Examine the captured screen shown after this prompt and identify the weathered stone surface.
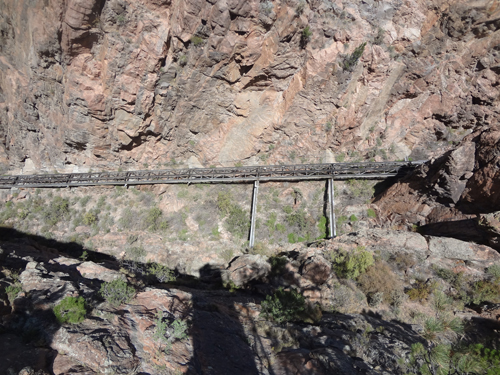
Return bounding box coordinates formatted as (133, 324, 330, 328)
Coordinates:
(1, 0, 500, 173)
(374, 124, 500, 248)
(221, 254, 271, 287)
(428, 236, 500, 264)
(51, 321, 140, 374)
(76, 261, 126, 282)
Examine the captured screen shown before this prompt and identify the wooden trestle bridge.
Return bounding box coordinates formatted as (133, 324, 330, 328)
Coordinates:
(0, 160, 424, 245)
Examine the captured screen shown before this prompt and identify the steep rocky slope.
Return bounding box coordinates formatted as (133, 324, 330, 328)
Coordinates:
(374, 123, 500, 249)
(1, 227, 500, 375)
(1, 0, 500, 173)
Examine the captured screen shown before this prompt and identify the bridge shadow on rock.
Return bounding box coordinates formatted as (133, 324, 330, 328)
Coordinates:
(0, 227, 100, 374)
(187, 264, 261, 375)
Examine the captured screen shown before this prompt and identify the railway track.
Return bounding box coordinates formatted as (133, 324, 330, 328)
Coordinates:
(0, 160, 425, 189)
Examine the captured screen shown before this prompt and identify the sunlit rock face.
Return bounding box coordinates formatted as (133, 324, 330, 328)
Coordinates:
(1, 0, 500, 173)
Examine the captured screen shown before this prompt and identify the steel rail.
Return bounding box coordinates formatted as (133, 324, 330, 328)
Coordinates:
(0, 161, 425, 189)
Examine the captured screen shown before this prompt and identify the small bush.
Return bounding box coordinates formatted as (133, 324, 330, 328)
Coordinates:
(5, 284, 22, 303)
(391, 251, 416, 271)
(154, 311, 189, 353)
(300, 26, 312, 47)
(472, 279, 500, 304)
(145, 207, 164, 231)
(342, 42, 366, 71)
(433, 290, 452, 314)
(366, 208, 376, 218)
(53, 296, 87, 324)
(346, 179, 374, 199)
(42, 197, 70, 226)
(100, 279, 135, 307)
(407, 280, 437, 302)
(407, 342, 500, 375)
(330, 281, 367, 313)
(269, 256, 288, 276)
(217, 191, 233, 216)
(368, 292, 384, 307)
(260, 0, 273, 15)
(286, 209, 308, 230)
(357, 261, 399, 303)
(147, 263, 175, 283)
(191, 35, 204, 46)
(487, 264, 500, 281)
(83, 211, 98, 226)
(317, 216, 327, 239)
(330, 246, 374, 279)
(178, 54, 188, 67)
(225, 205, 249, 238)
(389, 289, 407, 307)
(261, 287, 306, 323)
(127, 246, 146, 262)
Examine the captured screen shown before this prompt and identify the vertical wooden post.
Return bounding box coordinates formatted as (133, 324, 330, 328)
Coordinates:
(249, 180, 259, 248)
(328, 178, 336, 238)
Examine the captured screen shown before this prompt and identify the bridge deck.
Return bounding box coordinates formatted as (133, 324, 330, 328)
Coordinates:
(0, 161, 424, 189)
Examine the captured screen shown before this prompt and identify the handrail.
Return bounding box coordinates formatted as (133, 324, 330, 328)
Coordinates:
(0, 160, 425, 189)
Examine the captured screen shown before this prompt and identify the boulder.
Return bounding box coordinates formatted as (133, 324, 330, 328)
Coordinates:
(76, 261, 126, 283)
(221, 254, 271, 287)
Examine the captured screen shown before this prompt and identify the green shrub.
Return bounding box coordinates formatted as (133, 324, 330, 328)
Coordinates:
(300, 26, 312, 47)
(407, 280, 437, 302)
(472, 279, 500, 304)
(487, 264, 500, 281)
(83, 211, 98, 226)
(367, 208, 376, 218)
(145, 207, 163, 231)
(261, 287, 306, 323)
(5, 284, 22, 303)
(342, 42, 366, 71)
(335, 153, 345, 162)
(330, 246, 374, 279)
(317, 216, 327, 239)
(100, 279, 135, 307)
(53, 296, 87, 324)
(80, 195, 91, 207)
(266, 212, 277, 234)
(42, 197, 70, 226)
(127, 246, 146, 262)
(217, 191, 233, 216)
(225, 205, 249, 238)
(154, 311, 189, 353)
(147, 263, 175, 283)
(286, 209, 307, 230)
(276, 223, 286, 233)
(191, 35, 204, 46)
(407, 342, 500, 375)
(269, 256, 288, 276)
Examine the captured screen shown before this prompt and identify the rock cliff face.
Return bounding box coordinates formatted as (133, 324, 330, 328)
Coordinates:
(1, 0, 500, 173)
(374, 124, 500, 248)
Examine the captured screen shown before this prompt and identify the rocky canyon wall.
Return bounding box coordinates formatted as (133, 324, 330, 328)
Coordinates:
(0, 0, 500, 174)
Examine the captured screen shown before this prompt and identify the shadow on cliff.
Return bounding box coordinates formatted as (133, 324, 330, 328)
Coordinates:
(0, 227, 98, 373)
(184, 264, 262, 375)
(0, 227, 264, 375)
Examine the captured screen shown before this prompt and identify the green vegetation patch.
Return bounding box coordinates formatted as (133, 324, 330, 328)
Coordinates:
(100, 279, 135, 307)
(330, 246, 374, 279)
(261, 287, 306, 323)
(53, 296, 87, 324)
